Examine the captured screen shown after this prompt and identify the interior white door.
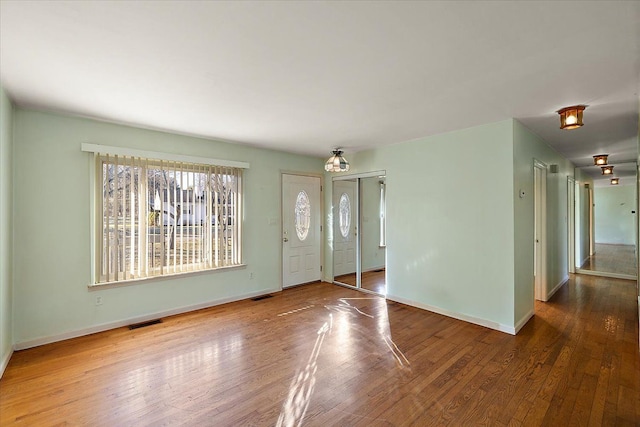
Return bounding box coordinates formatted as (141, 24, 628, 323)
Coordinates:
(282, 174, 321, 288)
(333, 180, 357, 278)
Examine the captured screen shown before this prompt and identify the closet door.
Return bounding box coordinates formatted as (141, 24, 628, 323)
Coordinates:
(359, 176, 386, 295)
(333, 179, 357, 286)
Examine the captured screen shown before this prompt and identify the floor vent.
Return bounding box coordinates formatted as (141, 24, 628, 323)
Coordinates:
(251, 294, 273, 301)
(129, 319, 162, 330)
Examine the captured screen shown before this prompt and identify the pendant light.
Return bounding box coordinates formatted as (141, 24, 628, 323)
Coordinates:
(324, 149, 350, 172)
(557, 105, 586, 130)
(593, 154, 608, 165)
(601, 165, 614, 175)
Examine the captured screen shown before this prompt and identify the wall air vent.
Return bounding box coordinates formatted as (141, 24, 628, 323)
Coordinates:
(129, 319, 162, 330)
(251, 294, 273, 301)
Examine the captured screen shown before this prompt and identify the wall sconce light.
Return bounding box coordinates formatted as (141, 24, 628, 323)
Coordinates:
(557, 105, 586, 130)
(324, 149, 350, 172)
(610, 177, 619, 185)
(601, 165, 614, 175)
(593, 154, 608, 165)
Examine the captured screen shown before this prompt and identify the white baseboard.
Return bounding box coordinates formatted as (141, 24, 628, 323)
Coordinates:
(0, 346, 13, 379)
(386, 294, 516, 335)
(14, 287, 279, 351)
(514, 310, 534, 334)
(546, 275, 569, 301)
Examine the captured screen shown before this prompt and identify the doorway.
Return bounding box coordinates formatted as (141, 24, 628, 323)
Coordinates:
(282, 174, 321, 288)
(534, 161, 547, 301)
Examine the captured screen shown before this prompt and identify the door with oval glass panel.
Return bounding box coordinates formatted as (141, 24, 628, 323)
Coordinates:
(332, 179, 357, 287)
(282, 174, 321, 288)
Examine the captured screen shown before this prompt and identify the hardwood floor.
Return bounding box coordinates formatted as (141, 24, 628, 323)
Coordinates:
(334, 271, 357, 287)
(334, 269, 386, 295)
(580, 243, 637, 277)
(1, 275, 639, 425)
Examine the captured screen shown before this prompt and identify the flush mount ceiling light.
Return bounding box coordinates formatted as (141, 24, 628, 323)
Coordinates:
(557, 105, 586, 130)
(324, 149, 350, 172)
(593, 154, 608, 165)
(601, 165, 614, 175)
(610, 177, 620, 185)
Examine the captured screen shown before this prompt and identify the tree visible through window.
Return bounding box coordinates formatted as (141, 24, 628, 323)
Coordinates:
(97, 154, 242, 284)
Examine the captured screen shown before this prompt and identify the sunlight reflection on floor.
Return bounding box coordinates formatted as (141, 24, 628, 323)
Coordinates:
(276, 317, 331, 427)
(276, 296, 411, 425)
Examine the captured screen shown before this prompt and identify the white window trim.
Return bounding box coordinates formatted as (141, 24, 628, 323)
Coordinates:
(81, 143, 250, 169)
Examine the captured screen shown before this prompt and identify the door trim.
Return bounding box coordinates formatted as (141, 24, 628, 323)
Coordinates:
(567, 176, 575, 274)
(332, 170, 386, 181)
(534, 160, 547, 302)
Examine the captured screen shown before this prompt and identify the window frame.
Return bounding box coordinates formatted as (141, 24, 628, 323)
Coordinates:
(83, 144, 249, 287)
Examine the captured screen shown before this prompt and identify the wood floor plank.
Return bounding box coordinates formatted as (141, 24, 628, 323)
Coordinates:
(1, 275, 639, 425)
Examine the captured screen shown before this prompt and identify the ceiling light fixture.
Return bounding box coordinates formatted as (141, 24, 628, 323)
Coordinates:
(593, 154, 608, 165)
(610, 177, 619, 185)
(601, 165, 614, 175)
(557, 105, 586, 130)
(324, 149, 350, 172)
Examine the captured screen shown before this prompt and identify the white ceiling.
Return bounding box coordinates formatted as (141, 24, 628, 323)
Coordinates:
(1, 1, 638, 183)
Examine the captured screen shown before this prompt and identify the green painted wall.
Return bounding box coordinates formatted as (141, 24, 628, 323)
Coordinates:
(12, 109, 323, 346)
(0, 87, 14, 372)
(595, 185, 636, 245)
(326, 120, 517, 330)
(512, 120, 577, 324)
(6, 107, 585, 347)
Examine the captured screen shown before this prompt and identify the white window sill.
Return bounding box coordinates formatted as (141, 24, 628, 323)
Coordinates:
(88, 264, 247, 289)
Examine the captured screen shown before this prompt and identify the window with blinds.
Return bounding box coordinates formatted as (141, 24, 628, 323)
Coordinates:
(96, 154, 243, 284)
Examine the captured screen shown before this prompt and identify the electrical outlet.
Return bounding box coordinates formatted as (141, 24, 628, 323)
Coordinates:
(95, 296, 103, 306)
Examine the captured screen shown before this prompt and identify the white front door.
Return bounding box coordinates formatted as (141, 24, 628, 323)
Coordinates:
(282, 174, 321, 288)
(333, 180, 357, 277)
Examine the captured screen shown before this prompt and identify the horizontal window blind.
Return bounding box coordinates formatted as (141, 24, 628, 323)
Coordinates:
(96, 154, 242, 284)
